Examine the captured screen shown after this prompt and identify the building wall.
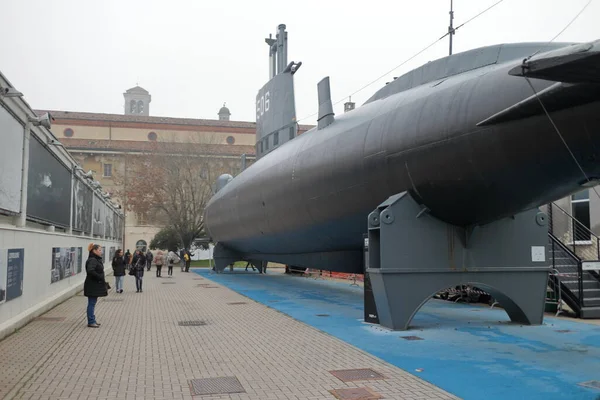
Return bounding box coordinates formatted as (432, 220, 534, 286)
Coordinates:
(52, 122, 256, 146)
(69, 150, 251, 252)
(124, 225, 161, 254)
(546, 188, 600, 260)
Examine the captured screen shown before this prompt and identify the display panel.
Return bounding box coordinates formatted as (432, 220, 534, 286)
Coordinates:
(0, 248, 25, 303)
(51, 247, 82, 284)
(104, 203, 114, 238)
(27, 136, 71, 227)
(0, 106, 24, 214)
(92, 194, 104, 236)
(72, 178, 93, 233)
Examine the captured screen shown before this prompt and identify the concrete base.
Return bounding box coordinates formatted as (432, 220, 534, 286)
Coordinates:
(0, 282, 84, 342)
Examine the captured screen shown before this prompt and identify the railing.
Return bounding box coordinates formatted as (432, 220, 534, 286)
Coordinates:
(547, 202, 600, 261)
(548, 232, 585, 312)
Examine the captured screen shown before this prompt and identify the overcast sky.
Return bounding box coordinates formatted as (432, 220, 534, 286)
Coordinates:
(1, 0, 598, 125)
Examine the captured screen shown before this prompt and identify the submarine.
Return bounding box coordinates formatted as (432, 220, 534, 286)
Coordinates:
(204, 24, 600, 276)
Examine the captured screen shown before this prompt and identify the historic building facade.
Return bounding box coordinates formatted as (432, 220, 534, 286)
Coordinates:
(38, 86, 312, 252)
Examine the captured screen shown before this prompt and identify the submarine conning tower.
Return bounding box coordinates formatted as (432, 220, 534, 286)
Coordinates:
(255, 24, 302, 160)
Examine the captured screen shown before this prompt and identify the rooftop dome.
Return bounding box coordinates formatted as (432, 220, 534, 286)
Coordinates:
(218, 103, 231, 121)
(218, 103, 231, 115)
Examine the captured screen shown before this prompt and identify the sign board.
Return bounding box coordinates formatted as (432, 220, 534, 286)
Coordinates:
(582, 261, 600, 271)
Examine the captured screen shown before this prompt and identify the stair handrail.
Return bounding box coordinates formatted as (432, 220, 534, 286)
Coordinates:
(550, 202, 600, 259)
(548, 231, 582, 262)
(548, 232, 585, 310)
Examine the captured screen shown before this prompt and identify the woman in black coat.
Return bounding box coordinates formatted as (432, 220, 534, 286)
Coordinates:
(84, 243, 108, 328)
(134, 251, 146, 293)
(111, 249, 126, 294)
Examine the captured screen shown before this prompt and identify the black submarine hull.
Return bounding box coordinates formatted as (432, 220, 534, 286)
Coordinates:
(205, 42, 600, 272)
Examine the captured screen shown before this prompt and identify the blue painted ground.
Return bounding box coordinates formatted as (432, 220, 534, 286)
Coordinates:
(194, 268, 600, 400)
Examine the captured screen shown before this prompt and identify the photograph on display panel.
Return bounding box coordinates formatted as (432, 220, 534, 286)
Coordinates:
(0, 105, 24, 214)
(76, 247, 82, 274)
(117, 216, 125, 240)
(27, 136, 71, 227)
(92, 194, 104, 236)
(51, 247, 82, 284)
(105, 203, 114, 238)
(72, 178, 93, 233)
(112, 212, 119, 239)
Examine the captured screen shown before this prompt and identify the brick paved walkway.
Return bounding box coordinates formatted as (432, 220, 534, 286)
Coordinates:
(0, 268, 458, 400)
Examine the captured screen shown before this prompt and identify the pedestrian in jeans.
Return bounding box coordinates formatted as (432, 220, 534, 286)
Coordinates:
(111, 249, 126, 293)
(84, 243, 108, 328)
(134, 252, 146, 293)
(167, 250, 178, 277)
(146, 250, 153, 271)
(154, 250, 164, 277)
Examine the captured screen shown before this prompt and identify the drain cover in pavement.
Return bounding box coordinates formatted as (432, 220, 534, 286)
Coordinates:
(103, 299, 124, 302)
(329, 387, 382, 400)
(556, 329, 573, 333)
(578, 380, 600, 390)
(189, 376, 245, 395)
(227, 302, 247, 305)
(400, 336, 424, 340)
(329, 369, 385, 382)
(35, 317, 66, 322)
(162, 282, 176, 284)
(178, 320, 207, 326)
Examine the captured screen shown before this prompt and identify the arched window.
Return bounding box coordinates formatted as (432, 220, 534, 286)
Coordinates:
(136, 240, 147, 252)
(130, 100, 136, 113)
(137, 100, 144, 114)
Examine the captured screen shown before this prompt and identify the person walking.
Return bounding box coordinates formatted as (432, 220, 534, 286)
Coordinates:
(124, 249, 132, 270)
(111, 249, 126, 293)
(131, 250, 140, 269)
(134, 251, 146, 293)
(179, 249, 185, 272)
(183, 251, 190, 272)
(185, 249, 194, 272)
(167, 250, 178, 277)
(84, 243, 108, 328)
(154, 250, 164, 277)
(145, 250, 154, 271)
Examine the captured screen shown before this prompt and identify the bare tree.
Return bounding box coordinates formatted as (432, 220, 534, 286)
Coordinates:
(114, 133, 237, 249)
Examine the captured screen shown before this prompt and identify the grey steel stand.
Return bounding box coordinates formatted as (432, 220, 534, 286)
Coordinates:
(367, 192, 550, 331)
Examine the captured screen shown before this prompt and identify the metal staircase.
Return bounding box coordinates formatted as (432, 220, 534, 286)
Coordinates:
(547, 202, 600, 318)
